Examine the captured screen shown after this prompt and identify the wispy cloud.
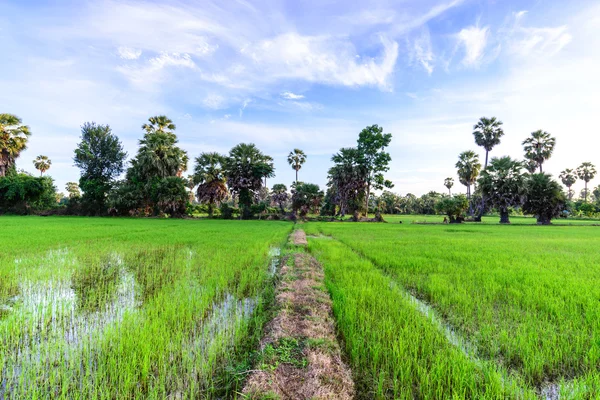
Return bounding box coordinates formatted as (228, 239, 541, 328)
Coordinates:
(456, 26, 489, 67)
(117, 46, 142, 60)
(281, 91, 305, 100)
(409, 28, 434, 74)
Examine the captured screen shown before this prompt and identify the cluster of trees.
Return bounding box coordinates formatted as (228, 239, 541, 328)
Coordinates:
(2, 111, 599, 224)
(442, 118, 596, 223)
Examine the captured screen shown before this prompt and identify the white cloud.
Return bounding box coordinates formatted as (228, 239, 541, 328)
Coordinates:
(118, 52, 196, 86)
(456, 26, 489, 67)
(281, 91, 305, 100)
(241, 33, 398, 90)
(202, 93, 226, 109)
(117, 46, 142, 60)
(503, 12, 572, 58)
(410, 29, 434, 74)
(239, 98, 251, 117)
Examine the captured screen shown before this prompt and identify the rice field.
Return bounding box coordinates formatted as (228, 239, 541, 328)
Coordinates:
(0, 217, 290, 399)
(2, 216, 600, 399)
(304, 221, 600, 399)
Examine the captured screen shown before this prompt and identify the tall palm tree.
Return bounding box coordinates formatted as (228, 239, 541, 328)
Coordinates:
(444, 177, 454, 195)
(194, 152, 228, 217)
(559, 169, 577, 201)
(223, 143, 275, 218)
(577, 162, 597, 202)
(473, 117, 504, 169)
(142, 115, 176, 134)
(0, 113, 31, 177)
(33, 155, 52, 176)
(287, 148, 306, 183)
(522, 130, 556, 173)
(455, 151, 481, 216)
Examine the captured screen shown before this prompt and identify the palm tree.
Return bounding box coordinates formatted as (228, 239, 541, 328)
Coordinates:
(223, 143, 275, 218)
(142, 115, 176, 134)
(0, 114, 31, 177)
(524, 159, 538, 174)
(194, 152, 228, 217)
(522, 130, 556, 173)
(444, 177, 454, 195)
(455, 151, 481, 216)
(66, 182, 81, 198)
(33, 155, 52, 176)
(478, 157, 526, 224)
(576, 162, 597, 202)
(287, 148, 306, 183)
(134, 124, 188, 179)
(559, 169, 577, 201)
(473, 117, 504, 169)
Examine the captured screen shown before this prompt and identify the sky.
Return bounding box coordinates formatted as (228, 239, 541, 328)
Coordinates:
(1, 0, 599, 196)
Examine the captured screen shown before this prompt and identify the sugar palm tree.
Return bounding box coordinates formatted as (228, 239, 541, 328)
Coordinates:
(142, 115, 176, 134)
(194, 152, 228, 217)
(473, 117, 504, 169)
(444, 177, 454, 195)
(0, 113, 31, 177)
(577, 162, 597, 202)
(522, 130, 556, 173)
(559, 169, 577, 201)
(455, 151, 481, 216)
(287, 148, 306, 183)
(33, 155, 52, 176)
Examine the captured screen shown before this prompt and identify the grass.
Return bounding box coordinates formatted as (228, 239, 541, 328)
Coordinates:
(304, 220, 600, 398)
(4, 215, 600, 399)
(0, 216, 290, 399)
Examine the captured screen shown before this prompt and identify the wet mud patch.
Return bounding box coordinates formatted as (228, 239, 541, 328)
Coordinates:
(243, 233, 354, 400)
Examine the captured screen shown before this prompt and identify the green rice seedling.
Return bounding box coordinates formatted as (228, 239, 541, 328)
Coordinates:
(307, 236, 532, 399)
(305, 221, 600, 396)
(0, 216, 291, 399)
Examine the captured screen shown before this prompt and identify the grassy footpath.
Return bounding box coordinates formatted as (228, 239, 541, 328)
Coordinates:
(0, 217, 290, 399)
(307, 233, 534, 399)
(305, 221, 600, 397)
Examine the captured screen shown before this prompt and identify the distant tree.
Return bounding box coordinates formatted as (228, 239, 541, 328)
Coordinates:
(291, 182, 324, 217)
(287, 149, 306, 183)
(473, 117, 504, 168)
(522, 130, 556, 173)
(559, 169, 577, 200)
(523, 173, 566, 225)
(74, 122, 127, 215)
(357, 124, 393, 213)
(66, 182, 81, 198)
(593, 185, 600, 204)
(327, 147, 367, 217)
(0, 173, 57, 213)
(444, 177, 454, 195)
(576, 162, 596, 202)
(223, 143, 274, 219)
(0, 114, 31, 177)
(478, 156, 526, 224)
(271, 183, 289, 214)
(435, 194, 469, 223)
(33, 155, 51, 176)
(455, 151, 481, 215)
(194, 152, 228, 218)
(524, 159, 538, 174)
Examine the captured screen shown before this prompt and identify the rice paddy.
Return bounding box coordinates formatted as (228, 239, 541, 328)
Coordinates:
(2, 216, 600, 399)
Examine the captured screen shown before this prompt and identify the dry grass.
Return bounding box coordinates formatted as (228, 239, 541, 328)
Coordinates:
(243, 233, 354, 400)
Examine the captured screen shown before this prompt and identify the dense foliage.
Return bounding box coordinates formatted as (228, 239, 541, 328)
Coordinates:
(74, 122, 127, 215)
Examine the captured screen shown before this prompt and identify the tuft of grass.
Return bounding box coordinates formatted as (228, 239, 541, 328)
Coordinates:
(258, 337, 308, 371)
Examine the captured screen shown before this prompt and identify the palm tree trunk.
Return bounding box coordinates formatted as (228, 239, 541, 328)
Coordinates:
(467, 185, 472, 216)
(585, 181, 589, 202)
(500, 208, 510, 224)
(295, 169, 298, 183)
(539, 164, 543, 173)
(485, 151, 489, 169)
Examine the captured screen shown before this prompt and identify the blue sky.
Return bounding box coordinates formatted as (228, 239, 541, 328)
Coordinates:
(1, 0, 599, 196)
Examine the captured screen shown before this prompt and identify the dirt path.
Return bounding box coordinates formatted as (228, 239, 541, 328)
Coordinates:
(243, 230, 354, 400)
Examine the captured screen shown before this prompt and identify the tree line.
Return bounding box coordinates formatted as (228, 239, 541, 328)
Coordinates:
(1, 112, 598, 223)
